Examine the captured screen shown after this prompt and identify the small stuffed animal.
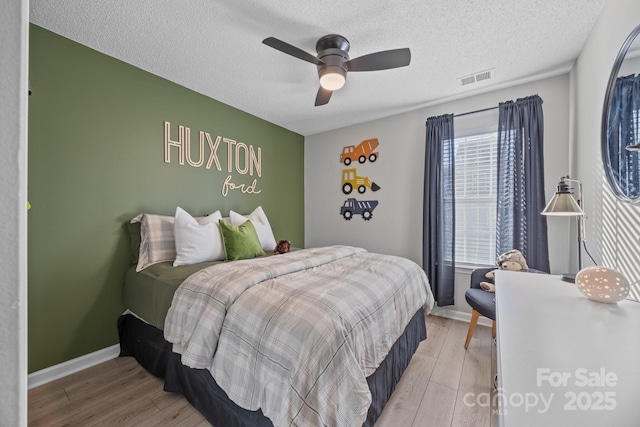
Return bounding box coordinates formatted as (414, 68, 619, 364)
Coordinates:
(480, 249, 529, 292)
(274, 239, 291, 254)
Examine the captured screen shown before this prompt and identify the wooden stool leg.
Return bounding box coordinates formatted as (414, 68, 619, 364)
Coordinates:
(492, 320, 496, 338)
(464, 310, 480, 349)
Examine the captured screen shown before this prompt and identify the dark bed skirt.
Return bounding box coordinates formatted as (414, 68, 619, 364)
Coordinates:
(118, 309, 426, 426)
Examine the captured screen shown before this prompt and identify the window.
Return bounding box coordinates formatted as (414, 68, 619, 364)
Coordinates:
(453, 132, 497, 265)
(604, 74, 640, 200)
(451, 109, 499, 265)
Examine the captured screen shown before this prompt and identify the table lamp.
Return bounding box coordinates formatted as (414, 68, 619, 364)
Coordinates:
(575, 266, 630, 303)
(541, 176, 584, 282)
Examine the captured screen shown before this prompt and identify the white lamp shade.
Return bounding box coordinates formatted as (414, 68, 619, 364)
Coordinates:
(541, 193, 584, 216)
(626, 141, 640, 151)
(575, 266, 630, 303)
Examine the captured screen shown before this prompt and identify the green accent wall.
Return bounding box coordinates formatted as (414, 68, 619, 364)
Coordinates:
(27, 25, 304, 373)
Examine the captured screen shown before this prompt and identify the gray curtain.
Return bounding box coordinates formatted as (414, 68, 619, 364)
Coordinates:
(496, 95, 550, 272)
(423, 114, 455, 306)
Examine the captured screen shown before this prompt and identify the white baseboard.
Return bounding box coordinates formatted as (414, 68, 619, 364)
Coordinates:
(28, 344, 121, 389)
(429, 306, 493, 328)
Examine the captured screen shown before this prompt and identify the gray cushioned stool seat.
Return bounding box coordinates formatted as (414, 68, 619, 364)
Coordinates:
(464, 266, 546, 349)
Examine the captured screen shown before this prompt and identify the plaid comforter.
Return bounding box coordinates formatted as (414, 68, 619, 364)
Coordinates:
(164, 245, 434, 427)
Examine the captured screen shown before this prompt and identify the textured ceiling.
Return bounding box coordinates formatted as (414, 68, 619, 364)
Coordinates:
(30, 0, 605, 136)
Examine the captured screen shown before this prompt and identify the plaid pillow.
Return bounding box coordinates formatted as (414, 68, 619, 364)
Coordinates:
(132, 213, 177, 272)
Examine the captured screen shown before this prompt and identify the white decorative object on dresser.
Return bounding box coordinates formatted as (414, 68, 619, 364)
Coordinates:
(495, 270, 640, 426)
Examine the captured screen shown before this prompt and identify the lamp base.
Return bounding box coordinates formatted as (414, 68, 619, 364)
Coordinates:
(560, 273, 576, 283)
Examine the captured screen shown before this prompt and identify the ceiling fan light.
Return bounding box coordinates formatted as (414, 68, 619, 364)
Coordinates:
(319, 66, 346, 91)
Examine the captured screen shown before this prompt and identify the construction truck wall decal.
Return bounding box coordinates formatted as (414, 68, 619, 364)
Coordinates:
(340, 198, 379, 221)
(341, 168, 381, 195)
(337, 138, 382, 222)
(340, 138, 379, 166)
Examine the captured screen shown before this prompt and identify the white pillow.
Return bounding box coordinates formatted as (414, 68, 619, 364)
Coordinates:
(173, 207, 224, 266)
(229, 206, 276, 252)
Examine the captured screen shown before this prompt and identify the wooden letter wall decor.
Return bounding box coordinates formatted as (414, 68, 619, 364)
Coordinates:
(164, 121, 262, 197)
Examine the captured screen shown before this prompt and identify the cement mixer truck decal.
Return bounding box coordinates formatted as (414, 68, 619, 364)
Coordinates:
(340, 138, 379, 166)
(340, 198, 379, 221)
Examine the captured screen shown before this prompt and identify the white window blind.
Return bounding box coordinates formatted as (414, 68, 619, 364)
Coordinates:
(453, 132, 498, 265)
(450, 109, 499, 266)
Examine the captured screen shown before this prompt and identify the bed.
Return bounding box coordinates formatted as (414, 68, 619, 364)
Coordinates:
(118, 209, 434, 427)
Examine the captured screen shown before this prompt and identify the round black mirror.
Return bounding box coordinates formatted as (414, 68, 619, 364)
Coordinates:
(601, 24, 640, 202)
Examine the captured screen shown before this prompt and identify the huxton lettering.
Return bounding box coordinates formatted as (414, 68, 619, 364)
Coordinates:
(164, 121, 262, 196)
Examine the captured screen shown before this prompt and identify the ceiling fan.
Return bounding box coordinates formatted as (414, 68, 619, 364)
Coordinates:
(262, 34, 411, 106)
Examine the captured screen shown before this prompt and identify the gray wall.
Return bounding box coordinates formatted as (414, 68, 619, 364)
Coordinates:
(0, 0, 28, 425)
(305, 74, 572, 315)
(573, 0, 640, 300)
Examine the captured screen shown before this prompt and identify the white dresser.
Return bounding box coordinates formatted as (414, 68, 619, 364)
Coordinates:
(495, 270, 640, 426)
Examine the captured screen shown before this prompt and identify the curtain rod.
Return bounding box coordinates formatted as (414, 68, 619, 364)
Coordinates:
(454, 105, 498, 118)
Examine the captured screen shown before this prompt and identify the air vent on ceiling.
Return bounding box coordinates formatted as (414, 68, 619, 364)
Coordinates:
(458, 69, 494, 86)
(460, 75, 477, 86)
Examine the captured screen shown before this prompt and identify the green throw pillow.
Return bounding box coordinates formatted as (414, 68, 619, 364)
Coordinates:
(219, 219, 266, 260)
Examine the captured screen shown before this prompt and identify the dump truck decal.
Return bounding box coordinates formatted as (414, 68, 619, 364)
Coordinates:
(340, 198, 379, 221)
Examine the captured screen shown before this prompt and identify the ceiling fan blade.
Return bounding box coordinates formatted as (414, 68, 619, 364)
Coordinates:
(346, 48, 411, 72)
(262, 37, 323, 65)
(315, 87, 333, 106)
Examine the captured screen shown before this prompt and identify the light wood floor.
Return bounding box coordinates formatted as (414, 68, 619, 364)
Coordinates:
(28, 315, 497, 427)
